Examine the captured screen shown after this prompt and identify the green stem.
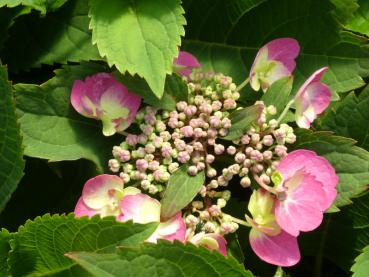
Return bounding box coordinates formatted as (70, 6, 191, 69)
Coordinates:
(276, 99, 295, 125)
(229, 216, 252, 227)
(236, 77, 250, 91)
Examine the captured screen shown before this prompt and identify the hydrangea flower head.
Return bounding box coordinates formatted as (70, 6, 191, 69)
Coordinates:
(74, 174, 140, 218)
(247, 189, 300, 267)
(250, 38, 300, 92)
(119, 193, 186, 243)
(173, 51, 201, 76)
(294, 67, 331, 128)
(274, 150, 339, 236)
(71, 73, 141, 136)
(189, 232, 227, 256)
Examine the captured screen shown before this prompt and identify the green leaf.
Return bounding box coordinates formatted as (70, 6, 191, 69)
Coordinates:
(15, 62, 119, 171)
(8, 214, 158, 276)
(0, 0, 67, 14)
(1, 0, 101, 71)
(67, 240, 253, 277)
(160, 165, 205, 220)
(261, 77, 293, 118)
(352, 245, 369, 277)
(342, 0, 369, 37)
(0, 64, 24, 212)
(89, 0, 186, 98)
(0, 228, 11, 276)
(183, 0, 369, 94)
(290, 129, 369, 206)
(225, 233, 245, 264)
(116, 73, 188, 111)
(329, 0, 359, 23)
(321, 86, 369, 151)
(223, 104, 263, 141)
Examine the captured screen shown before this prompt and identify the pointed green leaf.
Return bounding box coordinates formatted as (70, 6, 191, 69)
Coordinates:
(67, 240, 253, 277)
(160, 165, 205, 220)
(8, 214, 158, 276)
(223, 104, 263, 141)
(0, 64, 24, 212)
(89, 0, 186, 98)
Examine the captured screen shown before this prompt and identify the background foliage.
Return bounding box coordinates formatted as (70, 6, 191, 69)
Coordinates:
(1, 0, 369, 276)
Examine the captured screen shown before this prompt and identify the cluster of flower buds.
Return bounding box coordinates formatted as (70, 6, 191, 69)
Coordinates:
(108, 72, 241, 194)
(71, 40, 338, 267)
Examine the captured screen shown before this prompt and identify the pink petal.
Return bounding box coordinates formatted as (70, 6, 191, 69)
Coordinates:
(174, 51, 201, 76)
(296, 67, 328, 98)
(70, 73, 141, 135)
(275, 173, 327, 236)
(82, 174, 123, 210)
(249, 38, 299, 91)
(277, 150, 339, 210)
(265, 38, 300, 72)
(119, 193, 161, 224)
(74, 197, 98, 218)
(147, 212, 186, 243)
(249, 228, 300, 267)
(294, 67, 331, 128)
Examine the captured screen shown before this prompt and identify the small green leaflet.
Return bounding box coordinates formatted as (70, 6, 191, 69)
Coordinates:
(160, 165, 205, 220)
(351, 245, 369, 277)
(89, 0, 186, 98)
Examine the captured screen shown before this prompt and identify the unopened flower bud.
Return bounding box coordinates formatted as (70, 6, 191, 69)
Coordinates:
(141, 179, 151, 190)
(214, 144, 225, 155)
(227, 146, 237, 155)
(240, 176, 251, 188)
(206, 154, 215, 164)
(275, 145, 288, 157)
(235, 152, 246, 163)
(185, 215, 199, 226)
(168, 162, 179, 174)
(120, 173, 130, 183)
(217, 198, 227, 208)
(108, 159, 120, 172)
(204, 221, 217, 232)
(267, 105, 277, 115)
(188, 165, 198, 176)
(241, 135, 250, 145)
(207, 168, 217, 178)
(262, 135, 274, 146)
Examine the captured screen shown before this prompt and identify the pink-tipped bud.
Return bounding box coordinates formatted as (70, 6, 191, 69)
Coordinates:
(188, 165, 198, 176)
(126, 134, 138, 146)
(241, 135, 251, 145)
(235, 152, 246, 163)
(136, 159, 148, 172)
(251, 150, 263, 162)
(275, 145, 288, 157)
(227, 146, 237, 155)
(178, 151, 191, 163)
(176, 101, 187, 111)
(262, 135, 274, 146)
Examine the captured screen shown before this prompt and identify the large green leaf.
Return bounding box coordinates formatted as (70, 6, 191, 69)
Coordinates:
(89, 0, 186, 98)
(321, 87, 369, 151)
(8, 214, 158, 276)
(160, 165, 205, 220)
(329, 0, 359, 23)
(1, 0, 100, 71)
(67, 240, 253, 277)
(15, 62, 118, 171)
(0, 228, 11, 276)
(183, 0, 369, 95)
(0, 0, 67, 14)
(352, 245, 369, 277)
(290, 129, 369, 207)
(0, 64, 24, 212)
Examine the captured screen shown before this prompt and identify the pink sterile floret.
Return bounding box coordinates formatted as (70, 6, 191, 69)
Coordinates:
(294, 67, 332, 128)
(71, 73, 141, 136)
(249, 38, 300, 91)
(274, 150, 339, 236)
